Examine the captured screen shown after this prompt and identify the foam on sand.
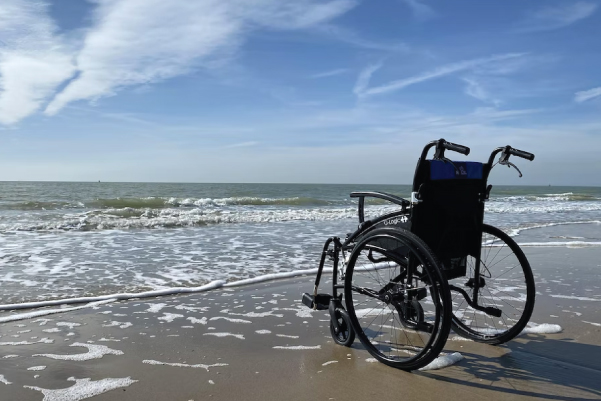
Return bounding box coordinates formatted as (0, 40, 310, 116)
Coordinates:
(0, 268, 332, 313)
(34, 343, 123, 361)
(143, 359, 228, 371)
(419, 352, 464, 371)
(521, 323, 563, 334)
(273, 345, 321, 350)
(203, 332, 245, 340)
(209, 317, 252, 324)
(24, 377, 137, 401)
(0, 300, 115, 324)
(157, 313, 184, 322)
(27, 366, 47, 371)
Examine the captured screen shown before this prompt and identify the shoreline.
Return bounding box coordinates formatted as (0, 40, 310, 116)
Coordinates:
(1, 245, 601, 400)
(2, 221, 600, 316)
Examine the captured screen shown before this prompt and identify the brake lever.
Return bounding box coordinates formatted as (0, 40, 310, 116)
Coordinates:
(499, 160, 522, 178)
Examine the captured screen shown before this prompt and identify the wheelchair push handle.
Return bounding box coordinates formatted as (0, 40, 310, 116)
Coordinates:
(442, 140, 470, 156)
(507, 146, 535, 161)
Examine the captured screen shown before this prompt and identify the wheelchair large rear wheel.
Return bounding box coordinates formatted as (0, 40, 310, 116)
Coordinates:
(344, 228, 452, 371)
(449, 224, 535, 345)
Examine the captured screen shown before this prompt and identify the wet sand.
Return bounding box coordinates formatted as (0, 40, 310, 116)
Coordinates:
(1, 245, 601, 400)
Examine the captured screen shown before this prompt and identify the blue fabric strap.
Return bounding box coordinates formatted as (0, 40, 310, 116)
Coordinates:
(430, 160, 483, 180)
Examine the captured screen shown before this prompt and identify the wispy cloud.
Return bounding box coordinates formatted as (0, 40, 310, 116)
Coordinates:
(574, 86, 601, 103)
(462, 77, 501, 106)
(0, 0, 75, 125)
(358, 53, 527, 97)
(399, 0, 435, 21)
(310, 68, 349, 79)
(317, 25, 409, 52)
(353, 61, 384, 96)
(45, 0, 356, 116)
(516, 2, 598, 33)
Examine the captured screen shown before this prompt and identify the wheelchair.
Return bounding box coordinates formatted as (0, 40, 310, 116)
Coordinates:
(302, 139, 536, 371)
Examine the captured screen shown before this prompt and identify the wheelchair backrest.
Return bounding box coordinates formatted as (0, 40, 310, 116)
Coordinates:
(411, 159, 489, 265)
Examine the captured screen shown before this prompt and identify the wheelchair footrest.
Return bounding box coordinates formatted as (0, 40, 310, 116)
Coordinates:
(301, 293, 331, 310)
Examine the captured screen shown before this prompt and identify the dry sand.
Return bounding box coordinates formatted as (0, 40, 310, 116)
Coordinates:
(1, 246, 600, 401)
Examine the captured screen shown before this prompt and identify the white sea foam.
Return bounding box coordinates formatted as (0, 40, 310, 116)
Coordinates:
(187, 317, 208, 325)
(0, 268, 330, 313)
(56, 322, 82, 329)
(255, 329, 271, 334)
(145, 303, 167, 313)
(27, 366, 46, 371)
(273, 345, 321, 350)
(0, 375, 11, 385)
(549, 295, 600, 301)
(24, 377, 137, 400)
(157, 313, 184, 323)
(209, 317, 252, 324)
(34, 343, 123, 361)
(521, 323, 562, 334)
(322, 361, 338, 366)
(419, 352, 464, 371)
(143, 359, 228, 371)
(203, 332, 245, 340)
(102, 321, 132, 329)
(582, 321, 601, 327)
(0, 338, 53, 346)
(0, 300, 115, 324)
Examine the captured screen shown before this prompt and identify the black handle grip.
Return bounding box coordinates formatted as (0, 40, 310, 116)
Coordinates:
(443, 141, 470, 156)
(509, 147, 535, 161)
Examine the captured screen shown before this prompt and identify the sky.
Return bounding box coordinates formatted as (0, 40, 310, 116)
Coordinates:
(0, 0, 600, 185)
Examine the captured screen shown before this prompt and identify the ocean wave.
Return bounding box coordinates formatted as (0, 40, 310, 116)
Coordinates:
(0, 205, 397, 232)
(0, 196, 349, 211)
(493, 193, 599, 202)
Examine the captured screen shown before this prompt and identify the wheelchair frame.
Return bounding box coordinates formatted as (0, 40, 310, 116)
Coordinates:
(302, 138, 536, 370)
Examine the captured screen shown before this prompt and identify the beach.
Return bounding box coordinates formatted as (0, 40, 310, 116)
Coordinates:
(1, 228, 600, 401)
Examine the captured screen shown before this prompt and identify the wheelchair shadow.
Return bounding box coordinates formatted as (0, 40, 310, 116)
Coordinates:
(418, 334, 601, 401)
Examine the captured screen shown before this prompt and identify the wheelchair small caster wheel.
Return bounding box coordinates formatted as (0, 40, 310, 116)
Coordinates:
(330, 308, 355, 347)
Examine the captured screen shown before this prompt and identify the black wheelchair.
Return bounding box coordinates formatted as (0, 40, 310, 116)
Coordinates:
(302, 139, 536, 371)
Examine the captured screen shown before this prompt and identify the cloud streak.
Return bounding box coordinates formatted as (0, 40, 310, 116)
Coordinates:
(45, 0, 356, 116)
(0, 0, 75, 125)
(310, 68, 349, 79)
(0, 0, 356, 124)
(358, 53, 526, 97)
(399, 0, 435, 21)
(574, 86, 601, 103)
(516, 2, 598, 33)
(353, 62, 384, 96)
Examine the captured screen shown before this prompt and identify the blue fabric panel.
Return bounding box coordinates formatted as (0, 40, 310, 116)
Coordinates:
(430, 160, 483, 180)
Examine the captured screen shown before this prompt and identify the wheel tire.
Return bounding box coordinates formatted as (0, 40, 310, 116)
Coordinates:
(344, 228, 452, 371)
(450, 224, 535, 345)
(329, 309, 355, 347)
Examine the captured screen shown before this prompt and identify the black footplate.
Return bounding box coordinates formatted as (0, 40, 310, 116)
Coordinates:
(301, 293, 332, 310)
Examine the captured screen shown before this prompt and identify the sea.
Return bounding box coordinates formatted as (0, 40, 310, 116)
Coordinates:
(0, 181, 600, 307)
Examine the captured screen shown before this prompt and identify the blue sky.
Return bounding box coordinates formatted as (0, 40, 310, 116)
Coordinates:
(0, 0, 600, 185)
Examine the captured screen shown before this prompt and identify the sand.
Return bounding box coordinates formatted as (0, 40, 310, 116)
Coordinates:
(1, 245, 601, 400)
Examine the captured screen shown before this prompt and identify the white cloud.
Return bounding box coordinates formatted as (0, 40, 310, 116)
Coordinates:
(0, 0, 356, 123)
(359, 53, 526, 97)
(353, 62, 384, 96)
(462, 77, 501, 106)
(310, 68, 349, 79)
(516, 2, 598, 32)
(574, 86, 601, 103)
(0, 0, 75, 125)
(400, 0, 435, 21)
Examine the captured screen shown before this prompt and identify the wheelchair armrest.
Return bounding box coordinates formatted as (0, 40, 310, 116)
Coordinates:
(350, 191, 410, 223)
